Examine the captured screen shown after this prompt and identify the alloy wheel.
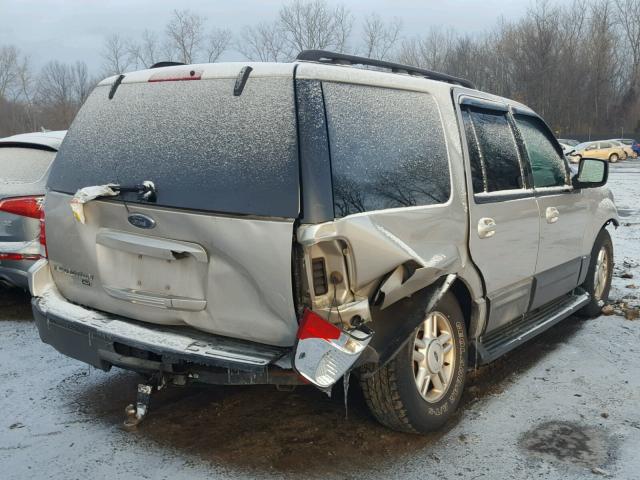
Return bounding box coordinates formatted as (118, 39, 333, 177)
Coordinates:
(413, 311, 456, 403)
(593, 245, 610, 301)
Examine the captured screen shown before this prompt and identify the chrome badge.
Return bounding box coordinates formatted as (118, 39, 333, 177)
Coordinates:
(127, 213, 156, 229)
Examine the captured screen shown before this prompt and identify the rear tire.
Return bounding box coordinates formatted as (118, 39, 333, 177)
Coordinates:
(579, 228, 614, 317)
(609, 153, 619, 163)
(360, 292, 467, 433)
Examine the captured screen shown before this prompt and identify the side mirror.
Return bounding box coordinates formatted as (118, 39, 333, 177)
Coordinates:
(572, 158, 608, 189)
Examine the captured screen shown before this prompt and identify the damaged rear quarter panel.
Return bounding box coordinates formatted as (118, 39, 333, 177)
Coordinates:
(298, 206, 465, 296)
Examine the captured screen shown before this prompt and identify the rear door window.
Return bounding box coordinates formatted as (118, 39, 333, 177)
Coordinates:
(0, 147, 56, 184)
(48, 77, 299, 218)
(461, 106, 524, 194)
(514, 114, 568, 188)
(322, 82, 450, 217)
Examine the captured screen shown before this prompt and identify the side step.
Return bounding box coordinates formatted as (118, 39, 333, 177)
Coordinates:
(473, 291, 590, 365)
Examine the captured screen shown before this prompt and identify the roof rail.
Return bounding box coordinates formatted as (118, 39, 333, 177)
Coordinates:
(296, 50, 476, 90)
(150, 61, 186, 69)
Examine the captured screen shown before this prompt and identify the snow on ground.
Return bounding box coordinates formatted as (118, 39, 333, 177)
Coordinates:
(0, 162, 639, 480)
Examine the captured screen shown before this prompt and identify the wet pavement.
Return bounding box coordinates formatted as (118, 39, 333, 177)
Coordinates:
(1, 161, 639, 479)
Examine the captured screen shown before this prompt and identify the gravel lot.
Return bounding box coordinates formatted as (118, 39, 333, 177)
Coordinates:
(1, 162, 639, 480)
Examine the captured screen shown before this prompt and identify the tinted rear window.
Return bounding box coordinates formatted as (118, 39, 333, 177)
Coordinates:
(323, 82, 450, 217)
(48, 77, 299, 218)
(0, 147, 55, 184)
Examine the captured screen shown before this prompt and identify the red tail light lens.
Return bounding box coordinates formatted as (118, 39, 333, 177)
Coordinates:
(0, 196, 43, 219)
(297, 309, 341, 341)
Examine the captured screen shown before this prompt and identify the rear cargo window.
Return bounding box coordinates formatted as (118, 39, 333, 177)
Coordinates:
(48, 76, 299, 218)
(322, 83, 451, 217)
(0, 147, 56, 184)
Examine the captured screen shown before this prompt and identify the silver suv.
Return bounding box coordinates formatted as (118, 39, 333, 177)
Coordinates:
(30, 51, 618, 434)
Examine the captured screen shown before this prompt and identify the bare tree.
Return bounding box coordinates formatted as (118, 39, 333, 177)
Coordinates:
(397, 27, 456, 71)
(238, 23, 291, 61)
(361, 14, 402, 60)
(278, 0, 354, 53)
(101, 34, 132, 76)
(205, 28, 232, 62)
(37, 60, 92, 128)
(165, 9, 205, 63)
(128, 30, 162, 69)
(72, 61, 93, 104)
(0, 45, 19, 99)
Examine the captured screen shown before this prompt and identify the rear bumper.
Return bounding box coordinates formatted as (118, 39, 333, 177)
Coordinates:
(32, 286, 298, 384)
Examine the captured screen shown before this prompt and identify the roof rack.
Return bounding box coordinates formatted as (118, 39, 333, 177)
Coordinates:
(296, 50, 476, 90)
(150, 61, 186, 69)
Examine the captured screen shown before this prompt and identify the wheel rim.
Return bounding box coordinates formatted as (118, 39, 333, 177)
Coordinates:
(610, 154, 618, 162)
(593, 246, 610, 301)
(412, 311, 456, 403)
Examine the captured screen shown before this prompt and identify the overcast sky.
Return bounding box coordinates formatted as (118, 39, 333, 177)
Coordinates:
(0, 0, 530, 73)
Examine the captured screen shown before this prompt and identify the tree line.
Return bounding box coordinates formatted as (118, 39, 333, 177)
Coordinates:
(1, 0, 638, 138)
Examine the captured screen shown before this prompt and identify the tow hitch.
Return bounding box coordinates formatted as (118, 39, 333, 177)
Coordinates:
(123, 374, 166, 431)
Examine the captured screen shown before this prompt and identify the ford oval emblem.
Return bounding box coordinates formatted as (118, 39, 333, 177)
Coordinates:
(128, 213, 156, 229)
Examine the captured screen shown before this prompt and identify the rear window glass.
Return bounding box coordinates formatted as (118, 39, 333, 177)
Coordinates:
(322, 83, 450, 217)
(0, 147, 55, 184)
(48, 77, 299, 218)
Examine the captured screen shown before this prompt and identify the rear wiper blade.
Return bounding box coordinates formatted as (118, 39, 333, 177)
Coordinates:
(114, 181, 157, 201)
(70, 181, 156, 224)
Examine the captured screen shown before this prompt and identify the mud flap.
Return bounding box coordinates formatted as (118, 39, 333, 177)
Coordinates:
(293, 309, 373, 388)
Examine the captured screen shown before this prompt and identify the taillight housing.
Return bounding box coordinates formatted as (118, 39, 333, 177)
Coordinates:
(0, 196, 43, 219)
(294, 309, 372, 388)
(0, 195, 46, 259)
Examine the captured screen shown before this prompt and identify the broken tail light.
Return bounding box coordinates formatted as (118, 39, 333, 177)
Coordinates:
(294, 309, 372, 388)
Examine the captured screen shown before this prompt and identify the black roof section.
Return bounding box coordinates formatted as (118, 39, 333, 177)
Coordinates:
(296, 50, 476, 90)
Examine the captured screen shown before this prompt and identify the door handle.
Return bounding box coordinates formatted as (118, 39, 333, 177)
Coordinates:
(546, 207, 560, 224)
(478, 217, 497, 239)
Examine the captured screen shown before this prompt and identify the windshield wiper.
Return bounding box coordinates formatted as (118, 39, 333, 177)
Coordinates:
(70, 181, 156, 224)
(114, 181, 157, 202)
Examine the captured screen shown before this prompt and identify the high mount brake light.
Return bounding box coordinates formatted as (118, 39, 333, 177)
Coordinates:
(148, 69, 203, 82)
(0, 196, 43, 219)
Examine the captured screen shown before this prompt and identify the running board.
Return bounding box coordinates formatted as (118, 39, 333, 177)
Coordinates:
(472, 291, 590, 365)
